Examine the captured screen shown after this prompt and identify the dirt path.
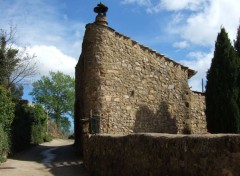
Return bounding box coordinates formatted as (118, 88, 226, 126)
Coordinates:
(0, 139, 90, 176)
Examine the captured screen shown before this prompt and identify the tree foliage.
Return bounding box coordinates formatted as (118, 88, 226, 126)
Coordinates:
(0, 26, 37, 97)
(0, 25, 48, 157)
(0, 86, 15, 134)
(0, 86, 15, 161)
(28, 104, 48, 144)
(234, 25, 240, 54)
(11, 102, 49, 151)
(235, 24, 240, 124)
(12, 102, 32, 151)
(206, 27, 240, 133)
(30, 71, 74, 134)
(0, 124, 9, 162)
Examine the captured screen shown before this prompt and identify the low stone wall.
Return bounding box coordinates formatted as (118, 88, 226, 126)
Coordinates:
(84, 133, 240, 176)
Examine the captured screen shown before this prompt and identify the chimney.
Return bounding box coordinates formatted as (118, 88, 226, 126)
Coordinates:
(94, 2, 108, 26)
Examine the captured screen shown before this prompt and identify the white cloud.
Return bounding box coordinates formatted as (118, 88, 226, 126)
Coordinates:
(151, 0, 240, 92)
(0, 0, 84, 58)
(121, 0, 152, 7)
(122, 0, 240, 47)
(167, 0, 240, 46)
(0, 0, 82, 102)
(180, 51, 213, 91)
(147, 0, 205, 13)
(121, 0, 206, 13)
(27, 45, 77, 78)
(159, 0, 206, 11)
(173, 41, 189, 49)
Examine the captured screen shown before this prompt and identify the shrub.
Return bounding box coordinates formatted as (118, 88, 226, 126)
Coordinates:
(0, 85, 15, 134)
(12, 103, 32, 151)
(0, 124, 9, 162)
(0, 86, 14, 161)
(28, 104, 48, 144)
(12, 102, 49, 152)
(68, 134, 74, 139)
(43, 134, 53, 142)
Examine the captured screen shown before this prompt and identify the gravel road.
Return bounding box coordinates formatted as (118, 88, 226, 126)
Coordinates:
(0, 139, 90, 176)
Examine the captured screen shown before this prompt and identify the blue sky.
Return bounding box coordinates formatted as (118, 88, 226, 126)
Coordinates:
(1, 0, 240, 97)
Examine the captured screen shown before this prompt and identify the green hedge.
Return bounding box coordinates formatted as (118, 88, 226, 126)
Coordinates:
(12, 103, 32, 151)
(0, 86, 15, 133)
(0, 85, 51, 157)
(0, 86, 15, 161)
(30, 104, 48, 144)
(0, 124, 9, 162)
(12, 103, 50, 152)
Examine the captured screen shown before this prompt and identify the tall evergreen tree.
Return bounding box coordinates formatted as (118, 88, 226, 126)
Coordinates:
(206, 27, 240, 133)
(234, 25, 240, 54)
(234, 24, 240, 129)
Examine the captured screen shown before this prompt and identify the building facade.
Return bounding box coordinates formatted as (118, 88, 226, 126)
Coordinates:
(74, 4, 207, 152)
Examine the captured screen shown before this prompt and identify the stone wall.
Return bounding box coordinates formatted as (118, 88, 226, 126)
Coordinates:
(84, 133, 240, 176)
(190, 91, 207, 133)
(98, 26, 191, 134)
(75, 21, 207, 136)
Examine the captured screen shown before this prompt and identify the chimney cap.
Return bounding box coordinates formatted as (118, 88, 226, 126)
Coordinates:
(94, 2, 108, 16)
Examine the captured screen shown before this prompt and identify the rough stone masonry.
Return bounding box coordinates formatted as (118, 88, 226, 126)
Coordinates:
(74, 3, 207, 151)
(84, 133, 240, 176)
(74, 5, 240, 176)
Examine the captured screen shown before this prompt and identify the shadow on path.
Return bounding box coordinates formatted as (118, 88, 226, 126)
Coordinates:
(0, 139, 90, 176)
(46, 144, 90, 176)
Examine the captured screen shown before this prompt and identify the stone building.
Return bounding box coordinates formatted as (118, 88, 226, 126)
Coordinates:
(75, 3, 207, 151)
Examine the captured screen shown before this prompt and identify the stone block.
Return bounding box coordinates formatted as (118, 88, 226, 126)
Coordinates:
(105, 95, 112, 101)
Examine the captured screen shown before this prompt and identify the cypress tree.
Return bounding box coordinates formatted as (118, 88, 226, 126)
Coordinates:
(234, 24, 240, 131)
(206, 27, 240, 133)
(234, 25, 240, 54)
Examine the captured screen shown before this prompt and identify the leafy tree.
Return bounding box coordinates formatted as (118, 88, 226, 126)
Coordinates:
(0, 26, 37, 98)
(0, 34, 19, 86)
(10, 84, 24, 100)
(60, 117, 71, 134)
(30, 71, 74, 134)
(206, 27, 240, 133)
